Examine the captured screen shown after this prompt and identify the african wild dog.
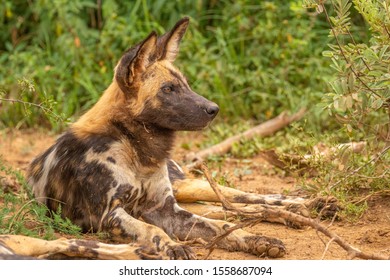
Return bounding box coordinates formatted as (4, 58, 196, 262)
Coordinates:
(27, 18, 286, 259)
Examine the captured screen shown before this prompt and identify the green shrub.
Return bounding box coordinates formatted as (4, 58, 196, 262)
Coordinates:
(302, 0, 390, 213)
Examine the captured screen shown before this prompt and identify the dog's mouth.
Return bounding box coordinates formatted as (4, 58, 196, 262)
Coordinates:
(191, 106, 219, 131)
(188, 125, 209, 131)
(185, 118, 217, 131)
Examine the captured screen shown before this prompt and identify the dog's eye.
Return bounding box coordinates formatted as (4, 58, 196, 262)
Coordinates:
(162, 86, 173, 93)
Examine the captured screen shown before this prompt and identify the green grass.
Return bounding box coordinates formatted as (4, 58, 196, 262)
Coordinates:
(0, 161, 81, 238)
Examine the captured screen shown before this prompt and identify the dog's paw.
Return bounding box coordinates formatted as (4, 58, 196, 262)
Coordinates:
(284, 203, 310, 229)
(165, 243, 196, 260)
(243, 236, 286, 258)
(135, 247, 165, 260)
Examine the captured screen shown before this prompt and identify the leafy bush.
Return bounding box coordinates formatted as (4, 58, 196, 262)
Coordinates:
(0, 0, 332, 130)
(317, 0, 389, 145)
(303, 0, 390, 214)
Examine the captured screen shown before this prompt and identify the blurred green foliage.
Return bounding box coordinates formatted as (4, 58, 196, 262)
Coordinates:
(0, 0, 333, 130)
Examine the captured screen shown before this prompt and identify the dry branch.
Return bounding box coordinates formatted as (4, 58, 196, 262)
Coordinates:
(185, 108, 306, 168)
(179, 202, 298, 225)
(259, 141, 367, 176)
(199, 163, 390, 260)
(0, 235, 163, 260)
(173, 178, 303, 205)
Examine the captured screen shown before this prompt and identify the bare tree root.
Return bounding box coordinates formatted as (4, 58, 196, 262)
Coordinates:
(200, 163, 390, 260)
(185, 108, 306, 169)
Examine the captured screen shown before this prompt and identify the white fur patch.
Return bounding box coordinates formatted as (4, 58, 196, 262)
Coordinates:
(31, 147, 58, 204)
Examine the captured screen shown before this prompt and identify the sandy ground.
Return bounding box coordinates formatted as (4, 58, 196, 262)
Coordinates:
(0, 129, 389, 260)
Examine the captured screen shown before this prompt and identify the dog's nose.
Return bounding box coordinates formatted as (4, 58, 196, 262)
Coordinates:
(205, 104, 219, 116)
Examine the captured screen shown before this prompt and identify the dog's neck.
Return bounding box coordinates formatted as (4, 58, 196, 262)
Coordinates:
(111, 119, 175, 167)
(72, 82, 176, 167)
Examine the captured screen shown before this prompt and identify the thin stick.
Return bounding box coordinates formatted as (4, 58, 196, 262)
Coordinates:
(329, 145, 390, 190)
(321, 237, 336, 260)
(203, 219, 262, 260)
(0, 97, 64, 122)
(186, 108, 306, 167)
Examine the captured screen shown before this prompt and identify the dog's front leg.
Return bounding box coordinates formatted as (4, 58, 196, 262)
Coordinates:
(102, 207, 195, 259)
(141, 196, 286, 258)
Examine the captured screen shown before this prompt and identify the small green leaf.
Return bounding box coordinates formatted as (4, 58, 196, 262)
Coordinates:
(371, 98, 383, 110)
(348, 74, 355, 91)
(352, 92, 359, 101)
(346, 95, 353, 109)
(368, 70, 383, 77)
(339, 96, 347, 111)
(322, 50, 334, 57)
(334, 98, 340, 110)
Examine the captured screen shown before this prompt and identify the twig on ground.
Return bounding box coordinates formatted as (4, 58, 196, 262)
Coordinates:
(199, 163, 390, 260)
(203, 219, 262, 260)
(259, 141, 367, 176)
(186, 108, 306, 169)
(321, 237, 336, 260)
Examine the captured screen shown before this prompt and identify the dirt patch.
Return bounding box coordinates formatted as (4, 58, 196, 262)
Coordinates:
(1, 129, 389, 259)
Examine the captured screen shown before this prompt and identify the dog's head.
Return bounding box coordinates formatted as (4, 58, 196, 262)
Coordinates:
(114, 17, 219, 131)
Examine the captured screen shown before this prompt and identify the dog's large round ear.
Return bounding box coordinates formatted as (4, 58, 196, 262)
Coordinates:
(160, 17, 189, 62)
(115, 31, 157, 93)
